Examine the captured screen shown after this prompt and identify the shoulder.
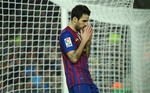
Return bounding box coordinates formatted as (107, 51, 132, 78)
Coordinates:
(60, 30, 73, 39)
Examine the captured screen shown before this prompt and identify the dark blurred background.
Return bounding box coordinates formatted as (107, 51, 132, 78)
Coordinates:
(134, 0, 150, 9)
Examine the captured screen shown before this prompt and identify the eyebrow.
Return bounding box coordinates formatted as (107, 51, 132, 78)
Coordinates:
(82, 20, 88, 22)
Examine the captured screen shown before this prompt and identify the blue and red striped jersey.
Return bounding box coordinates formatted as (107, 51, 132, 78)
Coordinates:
(59, 26, 93, 88)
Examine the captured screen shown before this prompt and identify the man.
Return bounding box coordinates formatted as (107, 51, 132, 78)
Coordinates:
(59, 5, 99, 93)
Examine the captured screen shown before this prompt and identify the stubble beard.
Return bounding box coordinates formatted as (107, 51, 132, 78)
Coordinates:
(75, 25, 81, 32)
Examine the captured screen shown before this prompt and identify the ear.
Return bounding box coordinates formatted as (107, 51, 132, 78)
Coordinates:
(72, 17, 78, 23)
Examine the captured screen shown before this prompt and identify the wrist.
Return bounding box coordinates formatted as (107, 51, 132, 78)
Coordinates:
(86, 41, 91, 46)
(81, 39, 88, 46)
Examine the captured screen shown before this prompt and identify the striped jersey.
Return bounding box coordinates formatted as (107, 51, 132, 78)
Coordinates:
(59, 26, 93, 88)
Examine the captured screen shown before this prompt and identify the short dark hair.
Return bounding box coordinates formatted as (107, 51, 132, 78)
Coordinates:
(71, 5, 91, 20)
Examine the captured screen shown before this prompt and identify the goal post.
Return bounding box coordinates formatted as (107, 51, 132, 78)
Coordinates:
(61, 7, 69, 93)
(50, 0, 133, 25)
(131, 20, 150, 93)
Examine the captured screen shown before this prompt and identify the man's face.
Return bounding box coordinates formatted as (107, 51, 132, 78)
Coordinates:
(75, 14, 89, 31)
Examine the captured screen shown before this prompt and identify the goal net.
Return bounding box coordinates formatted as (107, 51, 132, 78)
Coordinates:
(0, 0, 150, 93)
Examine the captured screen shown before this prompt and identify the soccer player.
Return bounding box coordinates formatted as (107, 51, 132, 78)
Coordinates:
(59, 5, 99, 93)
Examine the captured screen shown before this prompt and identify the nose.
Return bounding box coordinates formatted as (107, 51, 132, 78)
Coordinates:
(85, 22, 88, 26)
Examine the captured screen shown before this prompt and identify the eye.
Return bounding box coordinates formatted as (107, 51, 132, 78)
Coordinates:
(83, 20, 88, 22)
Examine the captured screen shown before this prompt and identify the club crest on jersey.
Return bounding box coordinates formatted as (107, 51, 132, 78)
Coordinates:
(64, 37, 73, 47)
(75, 38, 78, 42)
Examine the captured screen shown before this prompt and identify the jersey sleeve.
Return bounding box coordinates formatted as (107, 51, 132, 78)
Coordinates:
(59, 31, 76, 53)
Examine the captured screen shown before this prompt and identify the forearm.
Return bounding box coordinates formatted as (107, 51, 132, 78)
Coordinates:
(67, 40, 87, 63)
(86, 41, 91, 58)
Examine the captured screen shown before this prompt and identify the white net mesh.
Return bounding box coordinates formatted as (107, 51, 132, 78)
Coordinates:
(89, 22, 131, 93)
(0, 0, 150, 93)
(0, 0, 62, 93)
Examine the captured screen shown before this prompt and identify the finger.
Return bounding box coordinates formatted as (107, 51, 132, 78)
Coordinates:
(84, 25, 91, 31)
(87, 25, 93, 32)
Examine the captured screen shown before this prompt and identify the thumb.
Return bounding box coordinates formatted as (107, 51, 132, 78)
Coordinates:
(80, 30, 84, 34)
